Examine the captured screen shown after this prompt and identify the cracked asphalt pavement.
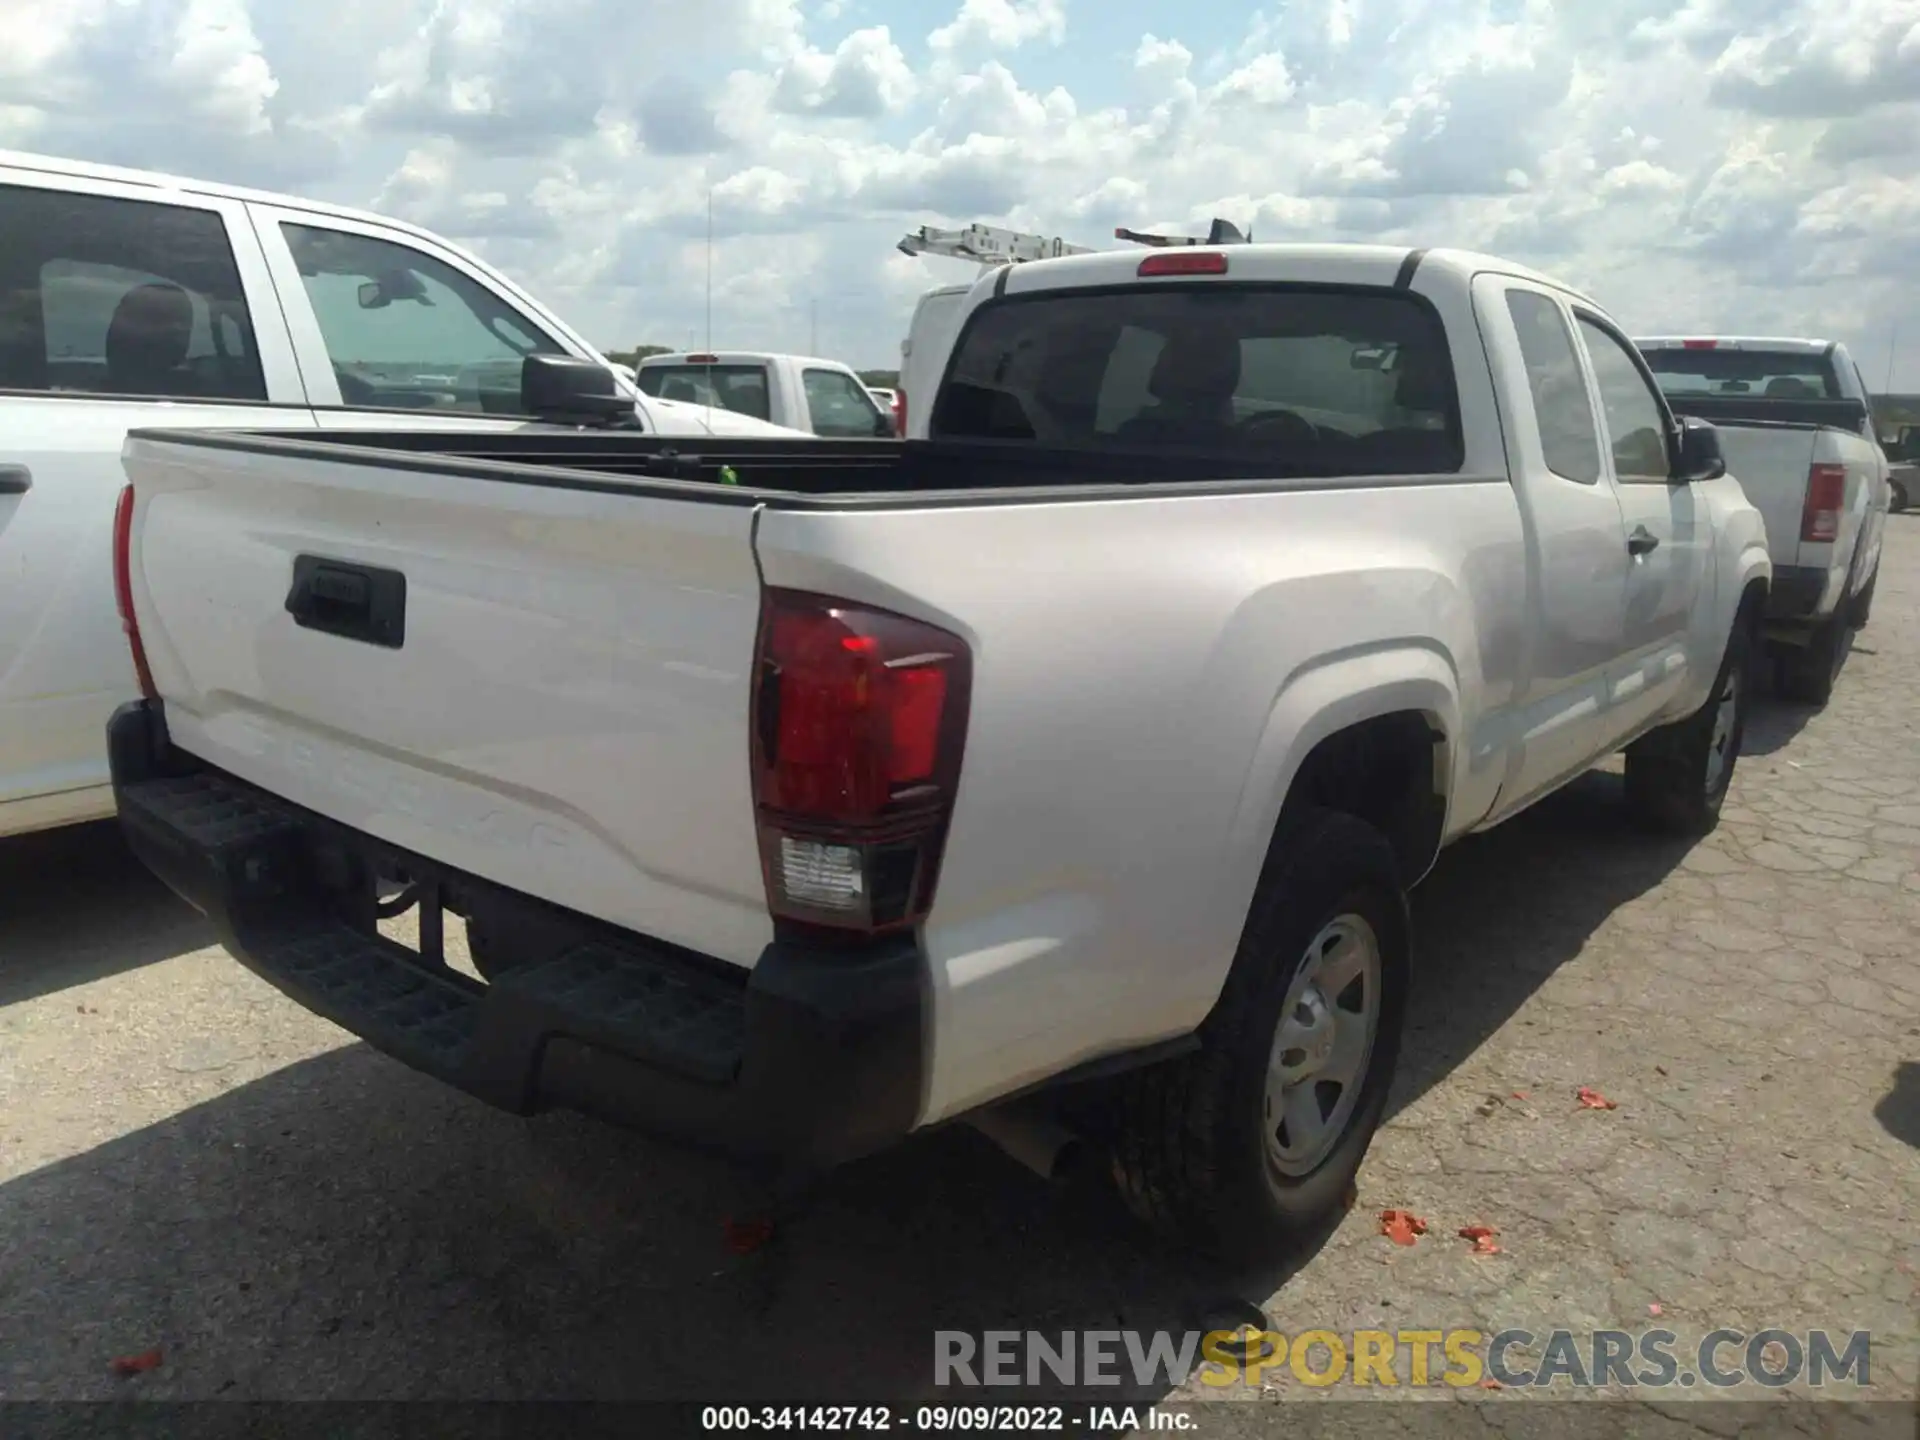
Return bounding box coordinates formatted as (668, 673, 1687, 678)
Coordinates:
(2, 526, 1916, 1429)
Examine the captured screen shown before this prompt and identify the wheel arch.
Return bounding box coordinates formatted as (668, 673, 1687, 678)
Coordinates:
(1224, 644, 1463, 913)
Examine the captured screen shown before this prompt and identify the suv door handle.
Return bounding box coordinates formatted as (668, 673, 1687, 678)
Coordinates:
(1627, 525, 1660, 556)
(0, 465, 30, 496)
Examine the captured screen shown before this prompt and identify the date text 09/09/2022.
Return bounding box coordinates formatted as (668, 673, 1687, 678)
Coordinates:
(700, 1407, 1190, 1433)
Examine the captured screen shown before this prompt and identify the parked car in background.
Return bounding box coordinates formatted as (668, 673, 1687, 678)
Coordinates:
(634, 351, 894, 438)
(110, 242, 1766, 1262)
(1886, 423, 1918, 513)
(0, 147, 803, 843)
(1637, 336, 1888, 705)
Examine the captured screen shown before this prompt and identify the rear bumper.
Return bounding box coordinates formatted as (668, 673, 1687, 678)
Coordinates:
(107, 701, 926, 1173)
(1765, 565, 1832, 623)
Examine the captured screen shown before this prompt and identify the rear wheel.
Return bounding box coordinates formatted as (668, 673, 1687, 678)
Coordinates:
(1892, 479, 1909, 514)
(1774, 613, 1846, 706)
(1848, 569, 1878, 630)
(1624, 617, 1750, 836)
(1110, 807, 1409, 1263)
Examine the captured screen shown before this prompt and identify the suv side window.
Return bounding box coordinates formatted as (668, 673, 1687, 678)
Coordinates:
(280, 222, 565, 415)
(1576, 316, 1672, 484)
(802, 367, 883, 437)
(1505, 290, 1600, 485)
(0, 183, 267, 401)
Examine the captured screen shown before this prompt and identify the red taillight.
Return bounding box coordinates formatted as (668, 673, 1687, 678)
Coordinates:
(1681, 339, 1718, 350)
(1802, 463, 1846, 543)
(1138, 251, 1228, 277)
(686, 353, 719, 364)
(750, 589, 971, 934)
(112, 483, 157, 701)
(892, 390, 905, 435)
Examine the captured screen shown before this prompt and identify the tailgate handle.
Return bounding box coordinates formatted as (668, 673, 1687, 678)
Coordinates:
(286, 556, 406, 649)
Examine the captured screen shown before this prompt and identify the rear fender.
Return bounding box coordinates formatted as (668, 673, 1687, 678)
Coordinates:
(1212, 643, 1463, 964)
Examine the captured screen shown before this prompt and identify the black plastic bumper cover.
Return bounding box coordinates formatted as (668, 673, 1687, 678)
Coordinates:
(1766, 565, 1827, 622)
(107, 701, 926, 1173)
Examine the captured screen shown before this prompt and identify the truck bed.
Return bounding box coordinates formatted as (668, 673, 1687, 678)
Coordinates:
(1658, 399, 1879, 623)
(116, 419, 1521, 1132)
(1662, 394, 1869, 436)
(130, 426, 1467, 505)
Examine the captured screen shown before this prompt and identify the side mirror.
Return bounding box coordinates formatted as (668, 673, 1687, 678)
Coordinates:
(520, 355, 635, 427)
(1672, 415, 1726, 484)
(357, 281, 389, 311)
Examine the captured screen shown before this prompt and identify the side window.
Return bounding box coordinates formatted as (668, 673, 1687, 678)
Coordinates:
(1505, 290, 1600, 485)
(0, 183, 266, 401)
(802, 367, 883, 437)
(1577, 316, 1672, 484)
(280, 222, 565, 415)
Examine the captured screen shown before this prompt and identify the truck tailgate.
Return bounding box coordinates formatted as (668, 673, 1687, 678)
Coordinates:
(1713, 424, 1819, 568)
(119, 432, 773, 969)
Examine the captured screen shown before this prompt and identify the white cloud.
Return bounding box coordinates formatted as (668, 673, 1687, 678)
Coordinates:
(927, 0, 1067, 55)
(773, 27, 917, 118)
(3, 0, 1919, 387)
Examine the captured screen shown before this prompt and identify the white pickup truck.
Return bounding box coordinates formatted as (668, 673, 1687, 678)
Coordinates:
(1636, 336, 1889, 705)
(1887, 424, 1918, 514)
(634, 351, 896, 438)
(108, 244, 1769, 1261)
(0, 148, 804, 843)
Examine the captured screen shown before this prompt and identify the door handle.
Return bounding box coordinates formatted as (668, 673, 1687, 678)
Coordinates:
(1627, 526, 1660, 556)
(0, 464, 30, 496)
(286, 555, 407, 648)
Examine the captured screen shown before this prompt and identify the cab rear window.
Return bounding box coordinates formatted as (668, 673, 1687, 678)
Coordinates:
(636, 363, 772, 421)
(930, 285, 1463, 475)
(1641, 348, 1840, 401)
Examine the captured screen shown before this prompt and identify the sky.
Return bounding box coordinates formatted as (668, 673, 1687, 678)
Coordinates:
(3, 0, 1918, 385)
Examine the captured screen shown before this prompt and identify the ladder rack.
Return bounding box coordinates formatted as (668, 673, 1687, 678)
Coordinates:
(896, 217, 1252, 272)
(894, 222, 1097, 269)
(1114, 218, 1251, 248)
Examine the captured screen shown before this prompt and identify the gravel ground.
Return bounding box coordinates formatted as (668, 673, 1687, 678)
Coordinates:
(2, 524, 1916, 1431)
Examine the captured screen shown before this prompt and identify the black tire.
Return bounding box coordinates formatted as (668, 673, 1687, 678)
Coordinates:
(1774, 612, 1845, 707)
(1892, 480, 1908, 515)
(1110, 807, 1410, 1263)
(1848, 569, 1878, 630)
(1623, 616, 1751, 836)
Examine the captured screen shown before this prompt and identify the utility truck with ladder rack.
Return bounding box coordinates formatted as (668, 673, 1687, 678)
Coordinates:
(893, 219, 1250, 439)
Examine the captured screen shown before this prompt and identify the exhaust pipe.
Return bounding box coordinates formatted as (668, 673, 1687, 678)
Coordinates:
(967, 1101, 1088, 1185)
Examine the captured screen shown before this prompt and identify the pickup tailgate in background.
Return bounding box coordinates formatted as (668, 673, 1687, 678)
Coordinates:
(118, 432, 776, 969)
(1705, 423, 1821, 569)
